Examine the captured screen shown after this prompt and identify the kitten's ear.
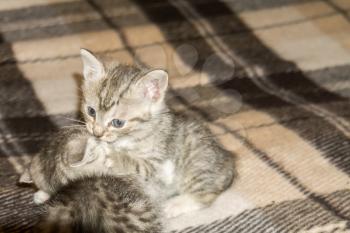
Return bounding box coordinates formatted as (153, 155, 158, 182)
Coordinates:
(19, 168, 33, 184)
(138, 70, 168, 102)
(80, 49, 105, 81)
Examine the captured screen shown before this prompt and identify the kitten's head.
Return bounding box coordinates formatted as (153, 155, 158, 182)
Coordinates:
(80, 49, 168, 142)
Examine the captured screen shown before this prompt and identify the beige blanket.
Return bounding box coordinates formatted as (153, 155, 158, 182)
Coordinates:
(0, 0, 349, 232)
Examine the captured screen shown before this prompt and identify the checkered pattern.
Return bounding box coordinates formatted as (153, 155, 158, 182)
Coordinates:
(1, 0, 350, 232)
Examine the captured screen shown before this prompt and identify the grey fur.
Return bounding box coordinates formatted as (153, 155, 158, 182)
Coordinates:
(34, 175, 162, 233)
(21, 48, 235, 219)
(27, 127, 101, 195)
(24, 127, 164, 200)
(80, 49, 236, 217)
(21, 127, 163, 232)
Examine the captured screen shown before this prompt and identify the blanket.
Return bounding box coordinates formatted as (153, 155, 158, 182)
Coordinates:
(0, 0, 349, 232)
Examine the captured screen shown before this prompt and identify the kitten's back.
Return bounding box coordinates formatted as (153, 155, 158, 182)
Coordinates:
(34, 175, 162, 233)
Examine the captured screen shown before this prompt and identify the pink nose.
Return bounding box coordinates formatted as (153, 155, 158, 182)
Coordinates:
(93, 125, 104, 137)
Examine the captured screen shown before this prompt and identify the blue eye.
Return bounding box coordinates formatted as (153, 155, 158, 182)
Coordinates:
(111, 119, 125, 128)
(87, 106, 96, 117)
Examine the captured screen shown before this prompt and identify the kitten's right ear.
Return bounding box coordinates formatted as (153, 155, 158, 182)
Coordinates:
(19, 168, 33, 184)
(80, 49, 105, 81)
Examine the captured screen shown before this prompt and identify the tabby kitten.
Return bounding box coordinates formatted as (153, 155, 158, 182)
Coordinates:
(34, 175, 163, 233)
(19, 127, 109, 204)
(20, 126, 167, 205)
(78, 49, 236, 218)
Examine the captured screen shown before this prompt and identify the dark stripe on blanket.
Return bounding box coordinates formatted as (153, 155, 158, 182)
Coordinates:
(129, 0, 350, 222)
(185, 1, 350, 175)
(174, 189, 350, 233)
(0, 32, 57, 168)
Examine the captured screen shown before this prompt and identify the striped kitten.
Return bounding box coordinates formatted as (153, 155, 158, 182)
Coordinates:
(19, 127, 111, 204)
(78, 49, 236, 218)
(20, 129, 163, 232)
(19, 127, 166, 204)
(34, 175, 163, 233)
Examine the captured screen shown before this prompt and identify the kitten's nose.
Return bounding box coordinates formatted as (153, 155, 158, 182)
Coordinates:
(93, 124, 105, 137)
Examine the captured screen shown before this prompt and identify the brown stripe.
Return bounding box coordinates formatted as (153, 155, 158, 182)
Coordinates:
(0, 7, 339, 64)
(0, 30, 57, 232)
(174, 190, 350, 233)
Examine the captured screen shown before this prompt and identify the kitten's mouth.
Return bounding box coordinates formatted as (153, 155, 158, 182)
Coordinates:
(86, 126, 118, 143)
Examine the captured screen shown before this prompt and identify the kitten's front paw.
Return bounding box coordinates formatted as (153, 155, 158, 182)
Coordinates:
(33, 190, 50, 204)
(163, 195, 204, 218)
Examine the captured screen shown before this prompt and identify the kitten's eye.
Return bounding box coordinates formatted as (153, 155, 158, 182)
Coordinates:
(87, 106, 96, 117)
(111, 119, 125, 128)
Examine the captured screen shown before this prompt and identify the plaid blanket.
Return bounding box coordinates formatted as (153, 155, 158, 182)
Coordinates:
(1, 0, 350, 232)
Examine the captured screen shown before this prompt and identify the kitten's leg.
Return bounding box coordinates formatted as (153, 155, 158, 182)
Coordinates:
(168, 147, 234, 218)
(33, 190, 50, 204)
(166, 170, 231, 218)
(163, 193, 213, 218)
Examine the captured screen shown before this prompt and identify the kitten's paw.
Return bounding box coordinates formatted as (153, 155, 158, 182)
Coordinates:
(163, 194, 204, 218)
(33, 190, 50, 204)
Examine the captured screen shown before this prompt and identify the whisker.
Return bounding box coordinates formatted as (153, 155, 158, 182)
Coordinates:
(59, 116, 86, 124)
(61, 124, 85, 129)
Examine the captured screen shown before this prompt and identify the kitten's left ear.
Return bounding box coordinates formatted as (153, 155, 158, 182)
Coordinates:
(19, 168, 33, 184)
(80, 48, 105, 81)
(138, 70, 168, 102)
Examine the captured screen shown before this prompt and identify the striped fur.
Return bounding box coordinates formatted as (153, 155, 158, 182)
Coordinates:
(34, 176, 162, 233)
(20, 128, 163, 232)
(80, 51, 236, 217)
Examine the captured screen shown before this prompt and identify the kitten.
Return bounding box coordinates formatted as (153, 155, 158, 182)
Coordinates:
(19, 127, 109, 204)
(77, 49, 236, 218)
(20, 129, 163, 232)
(34, 175, 163, 233)
(20, 127, 166, 204)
